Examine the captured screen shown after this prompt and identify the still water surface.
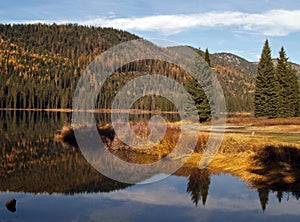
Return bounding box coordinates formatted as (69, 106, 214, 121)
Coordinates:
(0, 111, 299, 222)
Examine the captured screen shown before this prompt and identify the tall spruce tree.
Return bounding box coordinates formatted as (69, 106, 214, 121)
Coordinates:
(276, 47, 290, 117)
(254, 39, 279, 118)
(192, 51, 214, 122)
(276, 47, 300, 117)
(291, 67, 300, 116)
(185, 76, 211, 122)
(288, 65, 300, 116)
(184, 49, 214, 122)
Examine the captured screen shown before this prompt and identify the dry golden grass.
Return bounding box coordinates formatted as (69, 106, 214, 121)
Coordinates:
(184, 145, 300, 189)
(55, 119, 300, 155)
(226, 116, 300, 126)
(183, 130, 300, 188)
(55, 118, 300, 189)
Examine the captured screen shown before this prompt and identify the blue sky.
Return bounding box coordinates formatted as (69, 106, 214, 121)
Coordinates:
(1, 0, 300, 63)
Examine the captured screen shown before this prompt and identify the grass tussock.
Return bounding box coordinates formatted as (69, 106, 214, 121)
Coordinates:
(54, 125, 74, 141)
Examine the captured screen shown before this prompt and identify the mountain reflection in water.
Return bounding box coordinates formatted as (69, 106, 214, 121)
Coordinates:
(1, 110, 300, 221)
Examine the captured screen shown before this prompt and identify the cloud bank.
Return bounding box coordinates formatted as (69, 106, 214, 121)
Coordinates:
(12, 9, 300, 36)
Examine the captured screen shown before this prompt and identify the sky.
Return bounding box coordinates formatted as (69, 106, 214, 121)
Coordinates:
(1, 0, 300, 63)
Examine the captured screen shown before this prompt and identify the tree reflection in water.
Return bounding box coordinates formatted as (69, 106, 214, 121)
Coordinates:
(251, 145, 300, 211)
(1, 110, 300, 212)
(186, 168, 210, 207)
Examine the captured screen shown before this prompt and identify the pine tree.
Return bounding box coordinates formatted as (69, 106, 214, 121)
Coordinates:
(185, 76, 211, 122)
(254, 39, 279, 118)
(288, 66, 300, 116)
(291, 67, 300, 116)
(184, 77, 201, 121)
(204, 48, 211, 67)
(276, 47, 290, 117)
(276, 47, 300, 117)
(185, 50, 212, 122)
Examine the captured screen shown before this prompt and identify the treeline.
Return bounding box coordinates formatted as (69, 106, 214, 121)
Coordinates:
(1, 110, 300, 204)
(0, 24, 138, 109)
(0, 24, 212, 121)
(3, 24, 297, 119)
(0, 110, 131, 193)
(0, 136, 131, 194)
(254, 40, 300, 118)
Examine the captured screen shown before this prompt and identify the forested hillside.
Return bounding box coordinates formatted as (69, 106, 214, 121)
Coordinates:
(0, 24, 138, 109)
(0, 24, 299, 115)
(210, 53, 257, 112)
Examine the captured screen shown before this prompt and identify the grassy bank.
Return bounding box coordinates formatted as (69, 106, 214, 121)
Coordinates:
(55, 117, 300, 190)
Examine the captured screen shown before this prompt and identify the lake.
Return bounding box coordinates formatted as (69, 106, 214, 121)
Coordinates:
(0, 110, 300, 222)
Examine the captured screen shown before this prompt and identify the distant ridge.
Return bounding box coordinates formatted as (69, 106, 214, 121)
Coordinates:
(0, 23, 299, 113)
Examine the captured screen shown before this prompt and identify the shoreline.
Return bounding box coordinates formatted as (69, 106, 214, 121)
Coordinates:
(0, 108, 253, 116)
(0, 108, 179, 114)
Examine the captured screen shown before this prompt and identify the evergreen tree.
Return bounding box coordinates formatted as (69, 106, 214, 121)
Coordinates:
(254, 39, 279, 118)
(276, 47, 300, 117)
(204, 48, 211, 67)
(276, 47, 289, 117)
(185, 76, 211, 122)
(184, 50, 212, 122)
(288, 65, 300, 116)
(184, 79, 200, 121)
(291, 67, 300, 116)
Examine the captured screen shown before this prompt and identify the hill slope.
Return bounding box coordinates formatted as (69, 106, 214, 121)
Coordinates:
(210, 52, 300, 112)
(211, 52, 257, 112)
(0, 24, 299, 113)
(0, 24, 138, 109)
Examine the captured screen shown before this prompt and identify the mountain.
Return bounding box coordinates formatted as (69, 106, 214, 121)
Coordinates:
(0, 23, 299, 113)
(210, 52, 257, 112)
(167, 47, 257, 112)
(0, 24, 138, 109)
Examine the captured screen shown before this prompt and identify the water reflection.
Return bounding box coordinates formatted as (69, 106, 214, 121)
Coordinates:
(186, 168, 210, 206)
(1, 110, 300, 219)
(250, 145, 300, 211)
(0, 110, 130, 194)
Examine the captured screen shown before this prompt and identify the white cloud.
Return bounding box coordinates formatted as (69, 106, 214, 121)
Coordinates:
(97, 186, 300, 216)
(10, 9, 300, 36)
(81, 9, 300, 36)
